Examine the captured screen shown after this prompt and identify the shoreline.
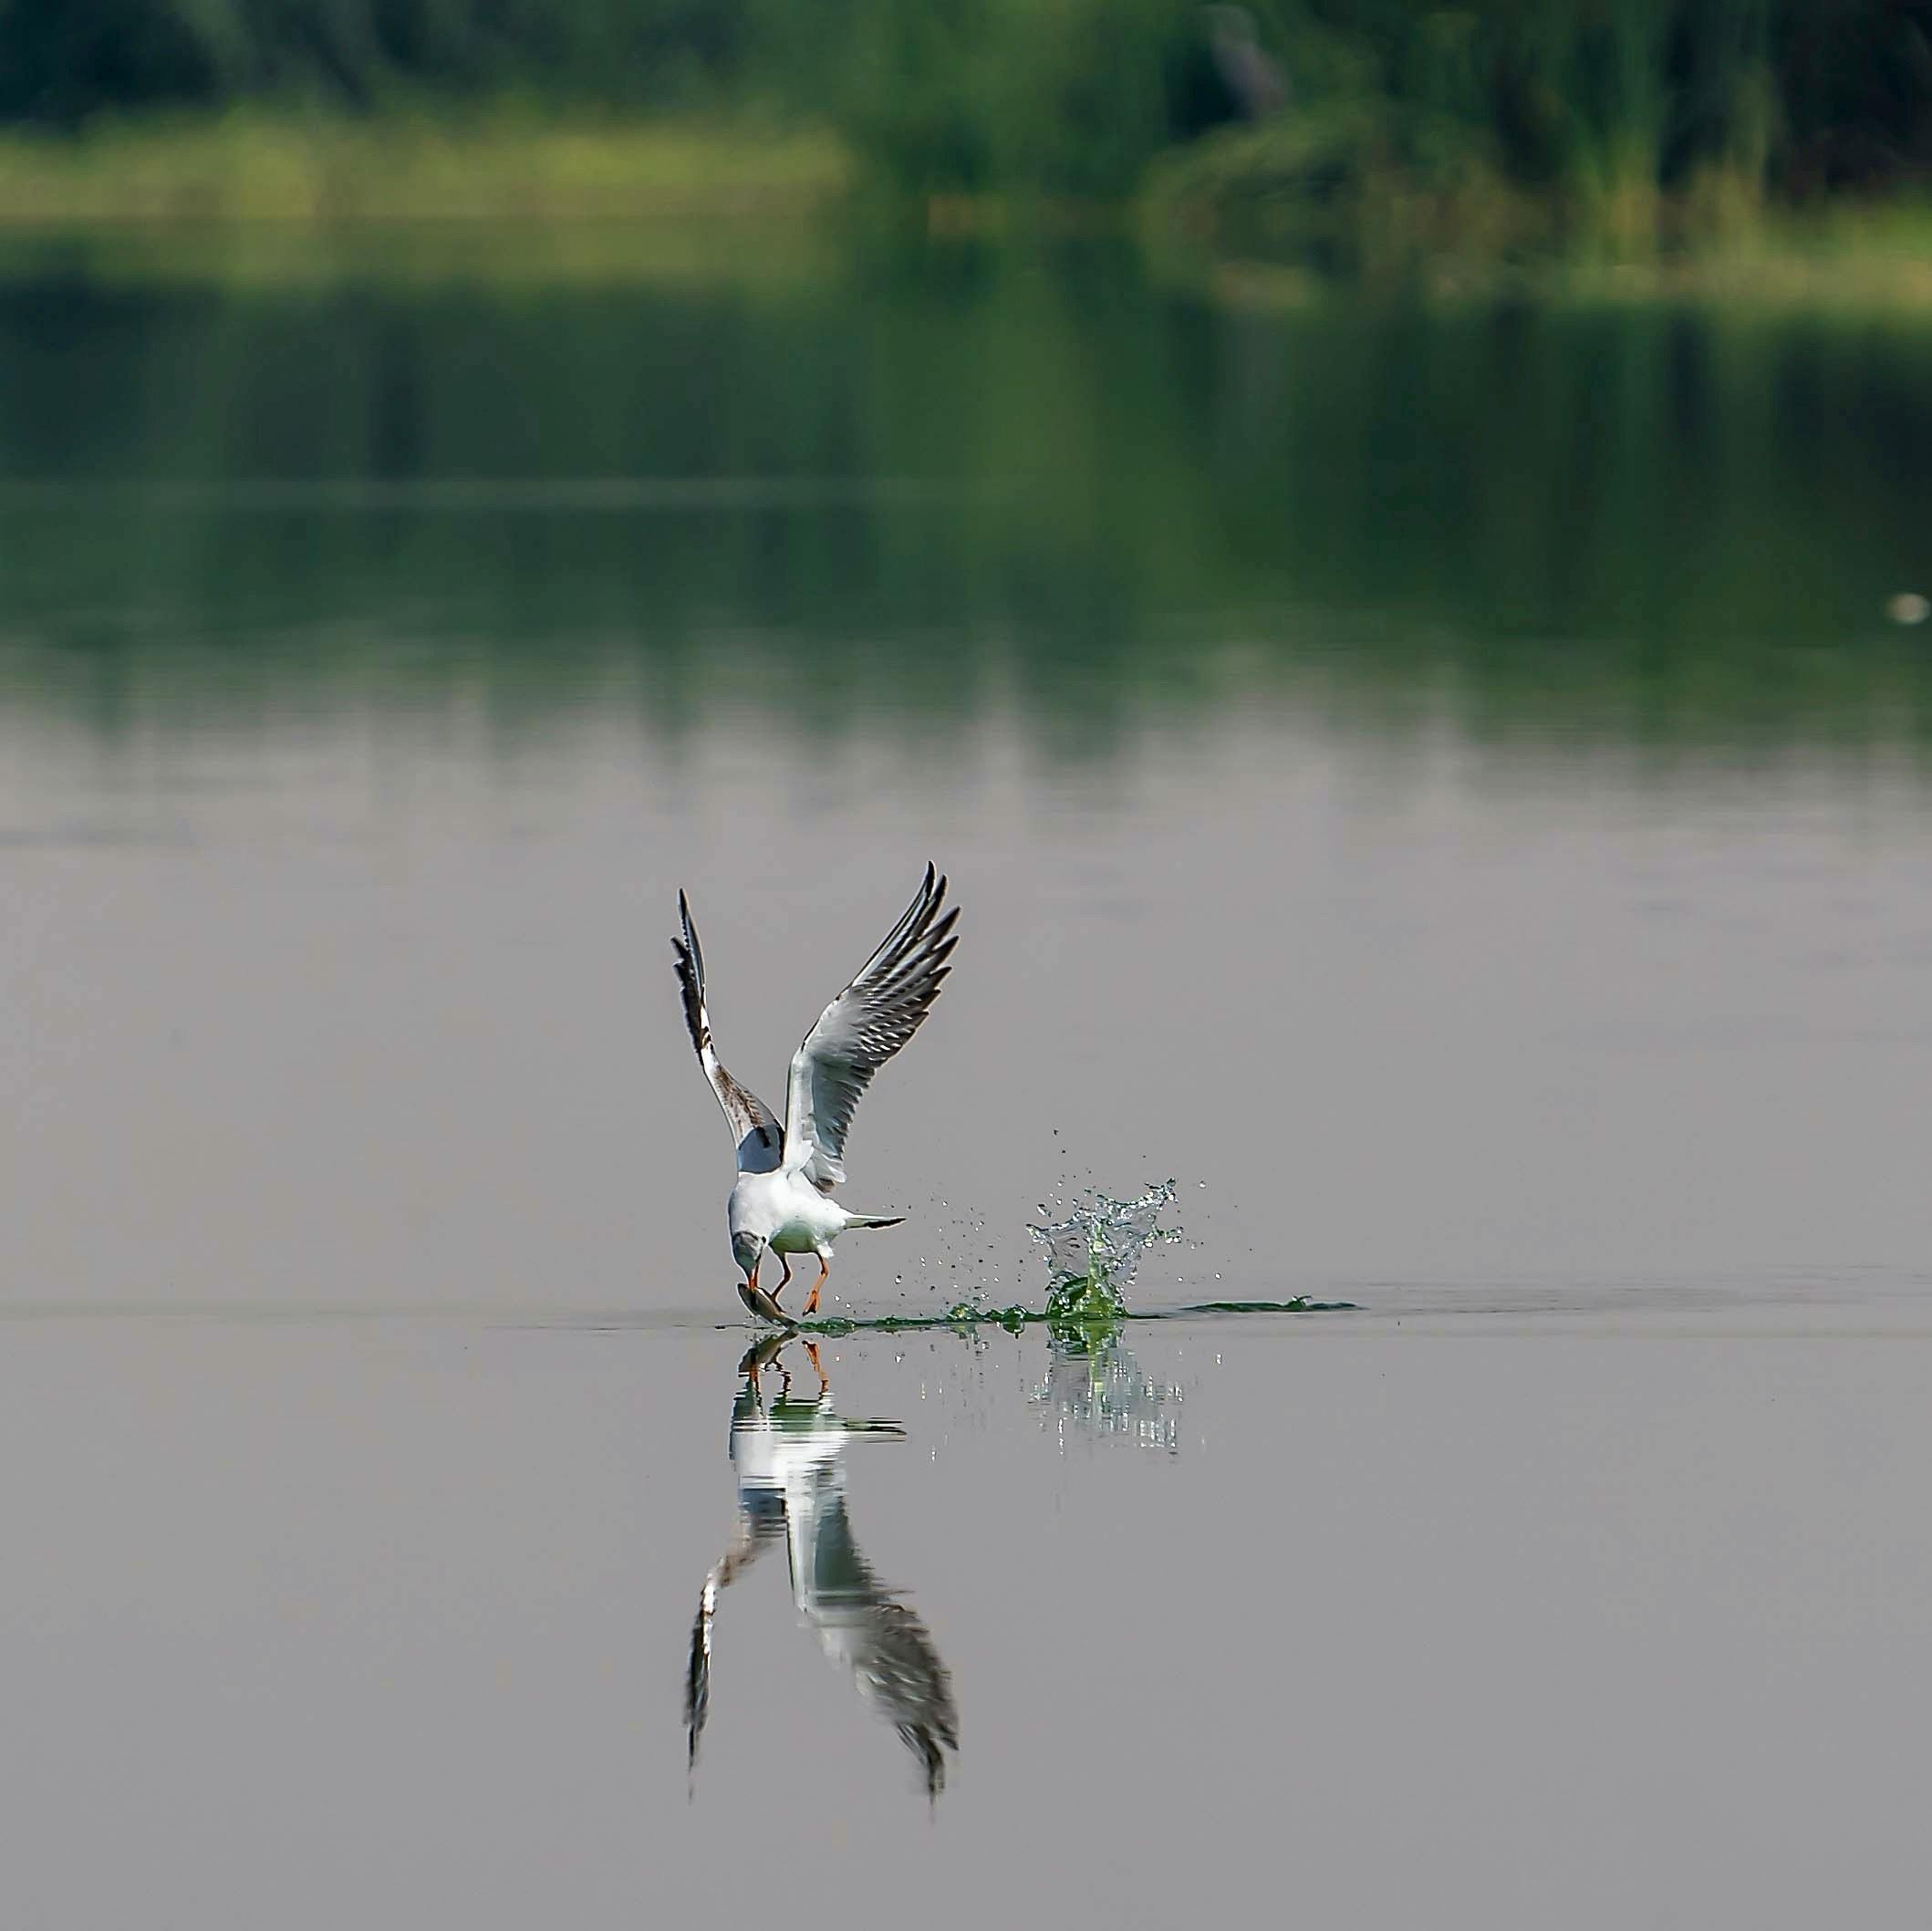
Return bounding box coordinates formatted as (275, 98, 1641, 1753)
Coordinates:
(0, 110, 1927, 312)
(0, 112, 851, 224)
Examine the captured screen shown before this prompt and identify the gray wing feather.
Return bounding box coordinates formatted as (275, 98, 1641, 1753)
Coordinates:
(783, 865, 959, 1189)
(808, 1497, 960, 1798)
(683, 1524, 776, 1776)
(672, 891, 784, 1174)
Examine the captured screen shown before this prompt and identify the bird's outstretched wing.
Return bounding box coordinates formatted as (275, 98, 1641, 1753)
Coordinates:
(783, 865, 959, 1191)
(805, 1496, 961, 1799)
(853, 1598, 960, 1800)
(684, 1527, 773, 1776)
(673, 891, 784, 1174)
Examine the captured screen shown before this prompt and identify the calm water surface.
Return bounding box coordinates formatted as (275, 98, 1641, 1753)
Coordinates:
(1, 229, 1929, 1926)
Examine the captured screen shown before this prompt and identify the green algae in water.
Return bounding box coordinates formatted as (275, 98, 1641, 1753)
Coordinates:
(786, 1181, 1356, 1336)
(792, 1294, 1354, 1336)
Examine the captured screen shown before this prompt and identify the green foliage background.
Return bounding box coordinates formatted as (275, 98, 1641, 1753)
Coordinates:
(0, 0, 1928, 207)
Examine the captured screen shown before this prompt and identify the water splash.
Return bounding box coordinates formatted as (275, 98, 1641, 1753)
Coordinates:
(1028, 1179, 1182, 1324)
(798, 1178, 1350, 1339)
(1018, 1181, 1188, 1451)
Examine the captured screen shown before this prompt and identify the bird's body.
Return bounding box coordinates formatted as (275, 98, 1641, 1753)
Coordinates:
(728, 1167, 900, 1268)
(730, 1168, 851, 1259)
(673, 866, 958, 1320)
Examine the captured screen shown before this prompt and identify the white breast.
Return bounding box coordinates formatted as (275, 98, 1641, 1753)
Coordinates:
(729, 1168, 846, 1251)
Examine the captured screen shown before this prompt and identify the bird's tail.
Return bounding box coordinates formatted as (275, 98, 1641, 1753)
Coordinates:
(845, 1213, 905, 1230)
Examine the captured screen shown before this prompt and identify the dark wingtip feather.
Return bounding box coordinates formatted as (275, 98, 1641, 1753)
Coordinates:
(676, 889, 707, 991)
(671, 933, 706, 1054)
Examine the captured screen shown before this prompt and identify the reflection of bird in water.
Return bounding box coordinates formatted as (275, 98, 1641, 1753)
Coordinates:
(685, 1337, 960, 1798)
(673, 866, 960, 1323)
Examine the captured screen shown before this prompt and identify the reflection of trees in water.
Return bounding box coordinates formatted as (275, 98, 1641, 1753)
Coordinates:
(3, 248, 1931, 763)
(684, 1337, 959, 1800)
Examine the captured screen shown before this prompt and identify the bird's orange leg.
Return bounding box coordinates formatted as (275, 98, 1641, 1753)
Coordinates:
(803, 1256, 831, 1317)
(776, 1255, 794, 1293)
(801, 1340, 828, 1395)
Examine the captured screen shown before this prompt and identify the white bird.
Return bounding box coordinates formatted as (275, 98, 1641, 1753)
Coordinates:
(673, 865, 959, 1321)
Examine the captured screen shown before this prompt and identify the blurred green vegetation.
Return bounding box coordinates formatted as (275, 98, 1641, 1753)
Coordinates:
(0, 231, 1928, 766)
(0, 3, 1927, 239)
(0, 112, 848, 222)
(0, 2, 1924, 234)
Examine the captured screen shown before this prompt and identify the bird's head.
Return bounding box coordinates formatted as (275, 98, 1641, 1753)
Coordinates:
(732, 1230, 766, 1281)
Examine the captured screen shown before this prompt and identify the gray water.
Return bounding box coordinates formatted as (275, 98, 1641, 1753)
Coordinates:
(2, 227, 1930, 1926)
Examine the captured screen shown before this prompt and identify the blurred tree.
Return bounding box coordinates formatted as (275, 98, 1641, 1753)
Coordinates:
(0, 0, 1926, 216)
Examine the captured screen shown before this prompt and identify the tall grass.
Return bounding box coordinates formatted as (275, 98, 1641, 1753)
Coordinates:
(1147, 0, 1932, 254)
